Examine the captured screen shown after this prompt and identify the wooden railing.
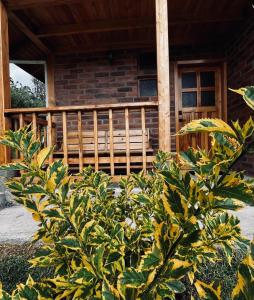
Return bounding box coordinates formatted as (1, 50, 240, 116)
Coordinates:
(5, 102, 159, 176)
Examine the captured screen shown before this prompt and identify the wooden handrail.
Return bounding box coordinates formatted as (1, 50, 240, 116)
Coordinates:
(9, 114, 56, 127)
(4, 101, 159, 114)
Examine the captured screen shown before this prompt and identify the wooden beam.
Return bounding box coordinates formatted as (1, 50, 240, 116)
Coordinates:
(156, 0, 171, 152)
(0, 1, 11, 164)
(9, 12, 51, 55)
(37, 18, 155, 37)
(37, 16, 242, 39)
(6, 0, 81, 10)
(55, 40, 155, 55)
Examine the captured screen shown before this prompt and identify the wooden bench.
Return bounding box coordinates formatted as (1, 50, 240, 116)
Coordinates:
(57, 129, 153, 154)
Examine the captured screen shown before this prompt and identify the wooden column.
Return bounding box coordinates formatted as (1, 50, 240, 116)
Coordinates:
(46, 54, 55, 106)
(46, 54, 56, 147)
(156, 0, 171, 152)
(0, 1, 10, 164)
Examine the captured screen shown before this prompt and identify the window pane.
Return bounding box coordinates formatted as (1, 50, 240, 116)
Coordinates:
(201, 91, 215, 106)
(182, 72, 197, 88)
(200, 71, 215, 87)
(139, 79, 157, 96)
(182, 92, 197, 107)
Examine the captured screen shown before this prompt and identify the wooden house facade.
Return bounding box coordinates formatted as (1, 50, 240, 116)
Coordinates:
(0, 0, 253, 177)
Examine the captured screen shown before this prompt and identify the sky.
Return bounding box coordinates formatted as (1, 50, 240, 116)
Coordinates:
(9, 63, 34, 87)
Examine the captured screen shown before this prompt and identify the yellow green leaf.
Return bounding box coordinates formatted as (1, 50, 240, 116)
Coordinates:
(37, 147, 52, 168)
(178, 118, 237, 139)
(230, 86, 254, 111)
(194, 280, 221, 300)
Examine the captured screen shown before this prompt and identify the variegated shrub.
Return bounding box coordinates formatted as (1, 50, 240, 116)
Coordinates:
(0, 87, 254, 299)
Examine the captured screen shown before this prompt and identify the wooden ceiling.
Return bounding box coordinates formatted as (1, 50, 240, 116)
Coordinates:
(4, 0, 253, 61)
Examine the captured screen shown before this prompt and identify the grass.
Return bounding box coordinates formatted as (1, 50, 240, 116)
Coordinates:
(0, 243, 53, 293)
(179, 249, 245, 299)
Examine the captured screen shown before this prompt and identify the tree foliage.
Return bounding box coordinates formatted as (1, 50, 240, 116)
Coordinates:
(10, 77, 46, 108)
(0, 87, 254, 299)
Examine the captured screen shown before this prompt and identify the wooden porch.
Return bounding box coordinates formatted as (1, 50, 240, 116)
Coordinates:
(5, 101, 158, 175)
(0, 0, 252, 177)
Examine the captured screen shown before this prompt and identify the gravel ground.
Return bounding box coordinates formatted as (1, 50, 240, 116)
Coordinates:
(0, 206, 38, 244)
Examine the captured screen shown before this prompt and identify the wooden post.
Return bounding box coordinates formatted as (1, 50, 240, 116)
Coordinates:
(46, 54, 56, 147)
(46, 54, 55, 106)
(156, 0, 171, 152)
(0, 1, 11, 164)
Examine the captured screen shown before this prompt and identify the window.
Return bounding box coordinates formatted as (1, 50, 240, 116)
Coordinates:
(180, 69, 216, 108)
(139, 78, 157, 97)
(9, 61, 46, 108)
(138, 52, 157, 97)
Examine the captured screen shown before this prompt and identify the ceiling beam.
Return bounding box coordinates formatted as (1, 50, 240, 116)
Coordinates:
(6, 0, 81, 10)
(54, 40, 156, 55)
(169, 16, 242, 25)
(9, 12, 51, 55)
(37, 18, 155, 38)
(36, 16, 242, 38)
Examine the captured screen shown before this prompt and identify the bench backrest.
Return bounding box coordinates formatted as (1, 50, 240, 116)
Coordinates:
(67, 129, 150, 152)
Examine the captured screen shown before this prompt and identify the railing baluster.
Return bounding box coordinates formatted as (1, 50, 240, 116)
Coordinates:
(109, 109, 114, 176)
(47, 112, 53, 164)
(78, 110, 83, 172)
(19, 113, 24, 160)
(125, 108, 130, 175)
(191, 112, 196, 148)
(32, 113, 37, 139)
(19, 113, 24, 128)
(141, 107, 147, 172)
(62, 111, 68, 165)
(93, 110, 99, 171)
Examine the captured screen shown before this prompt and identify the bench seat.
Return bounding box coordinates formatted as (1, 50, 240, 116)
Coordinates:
(55, 129, 153, 155)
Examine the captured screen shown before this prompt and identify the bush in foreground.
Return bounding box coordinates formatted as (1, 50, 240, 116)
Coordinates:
(0, 87, 254, 299)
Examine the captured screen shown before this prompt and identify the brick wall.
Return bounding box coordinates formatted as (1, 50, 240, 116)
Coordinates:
(227, 18, 254, 174)
(54, 46, 224, 153)
(55, 51, 160, 150)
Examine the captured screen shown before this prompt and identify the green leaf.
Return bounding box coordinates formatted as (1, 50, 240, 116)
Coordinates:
(139, 247, 162, 270)
(165, 259, 192, 279)
(212, 198, 244, 211)
(121, 269, 148, 288)
(194, 280, 221, 300)
(18, 285, 39, 300)
(178, 118, 237, 139)
(43, 209, 64, 220)
(71, 268, 95, 284)
(213, 184, 254, 205)
(24, 185, 47, 194)
(92, 244, 105, 277)
(230, 86, 254, 110)
(102, 282, 117, 300)
(0, 163, 29, 171)
(59, 236, 81, 250)
(180, 230, 201, 247)
(37, 147, 52, 168)
(164, 279, 186, 293)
